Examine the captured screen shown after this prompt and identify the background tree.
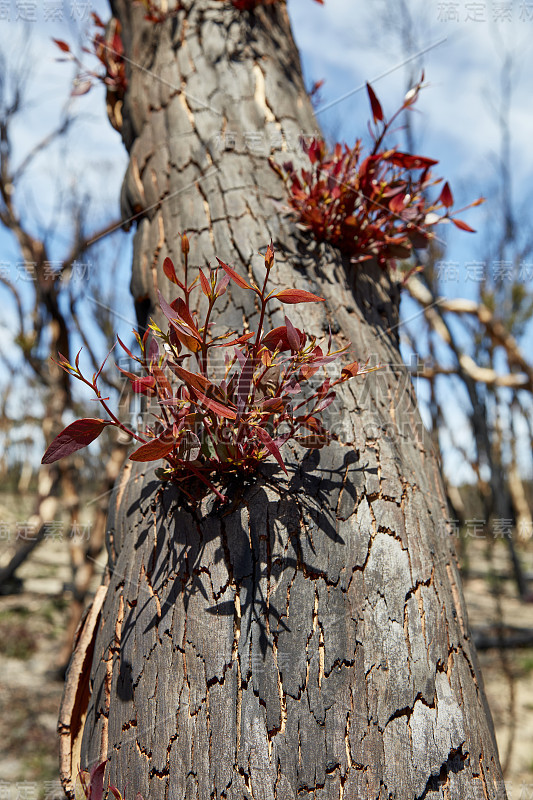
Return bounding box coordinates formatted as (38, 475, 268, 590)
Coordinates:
(0, 38, 130, 667)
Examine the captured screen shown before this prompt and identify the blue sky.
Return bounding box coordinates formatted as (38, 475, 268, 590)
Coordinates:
(0, 0, 532, 481)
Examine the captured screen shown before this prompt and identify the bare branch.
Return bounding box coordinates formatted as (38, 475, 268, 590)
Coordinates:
(406, 275, 533, 390)
(12, 115, 72, 183)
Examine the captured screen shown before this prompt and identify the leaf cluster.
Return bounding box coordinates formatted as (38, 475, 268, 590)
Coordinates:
(42, 239, 372, 504)
(271, 76, 484, 270)
(53, 13, 127, 100)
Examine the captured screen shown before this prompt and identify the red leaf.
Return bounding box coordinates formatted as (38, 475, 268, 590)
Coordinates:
(212, 331, 256, 348)
(117, 366, 155, 394)
(158, 291, 202, 342)
(314, 391, 337, 413)
(265, 241, 275, 270)
(170, 325, 201, 354)
(232, 332, 255, 345)
(109, 787, 122, 800)
(451, 217, 476, 232)
(366, 82, 383, 124)
(56, 352, 71, 367)
(439, 181, 453, 208)
(300, 415, 327, 435)
(193, 391, 237, 420)
(309, 81, 325, 101)
(384, 152, 438, 170)
(255, 427, 288, 474)
(317, 377, 330, 398)
(306, 138, 318, 164)
(91, 11, 105, 26)
(170, 297, 196, 330)
(309, 348, 346, 367)
(158, 290, 179, 322)
(341, 361, 359, 379)
(163, 257, 178, 284)
(236, 355, 254, 409)
(148, 338, 159, 366)
(173, 364, 212, 394)
(42, 419, 110, 464)
(199, 269, 211, 297)
(132, 376, 156, 395)
(216, 273, 230, 297)
(261, 326, 292, 352)
(389, 193, 406, 214)
(285, 316, 301, 351)
(300, 363, 320, 380)
(216, 258, 252, 290)
(259, 397, 289, 412)
(71, 80, 92, 96)
(52, 38, 71, 53)
(89, 760, 106, 800)
(129, 431, 176, 462)
(273, 289, 325, 305)
(152, 365, 172, 397)
(117, 335, 136, 361)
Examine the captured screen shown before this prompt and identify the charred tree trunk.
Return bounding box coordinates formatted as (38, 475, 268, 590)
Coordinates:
(59, 3, 507, 798)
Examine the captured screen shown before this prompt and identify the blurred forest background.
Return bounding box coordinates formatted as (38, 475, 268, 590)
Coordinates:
(1, 0, 533, 797)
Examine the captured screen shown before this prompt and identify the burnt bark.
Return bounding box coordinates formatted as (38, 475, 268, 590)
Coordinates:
(61, 3, 508, 798)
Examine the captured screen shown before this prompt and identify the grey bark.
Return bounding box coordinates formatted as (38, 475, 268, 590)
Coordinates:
(65, 2, 508, 798)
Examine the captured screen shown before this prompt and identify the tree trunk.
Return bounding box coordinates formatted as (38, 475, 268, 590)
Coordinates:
(59, 3, 508, 798)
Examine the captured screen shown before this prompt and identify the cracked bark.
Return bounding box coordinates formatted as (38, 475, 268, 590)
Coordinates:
(61, 3, 507, 798)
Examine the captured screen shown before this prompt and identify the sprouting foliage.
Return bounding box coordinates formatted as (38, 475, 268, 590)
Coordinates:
(53, 13, 126, 128)
(54, 14, 126, 97)
(52, 0, 321, 104)
(42, 239, 376, 504)
(271, 75, 484, 271)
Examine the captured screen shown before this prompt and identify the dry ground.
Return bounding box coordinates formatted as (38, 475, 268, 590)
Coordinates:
(1, 494, 533, 800)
